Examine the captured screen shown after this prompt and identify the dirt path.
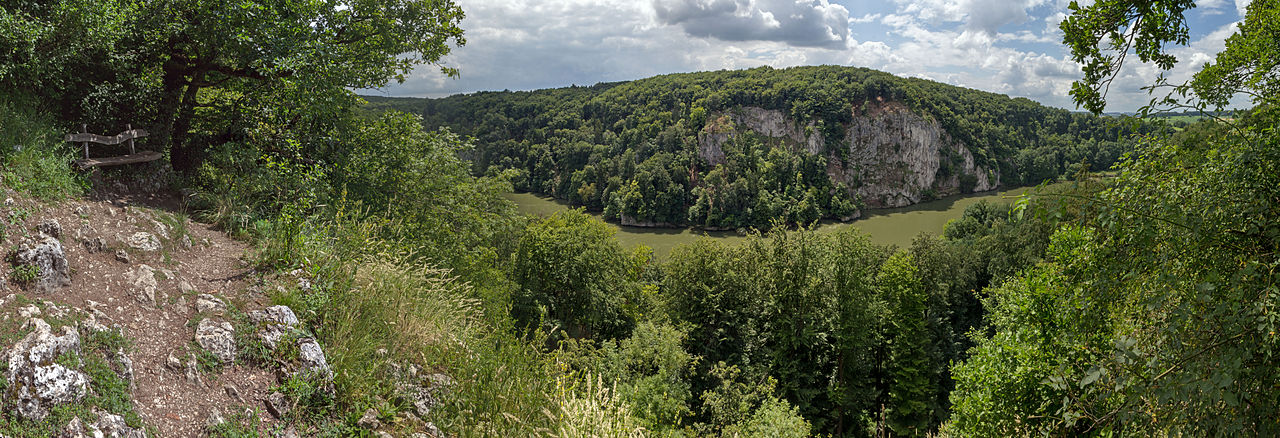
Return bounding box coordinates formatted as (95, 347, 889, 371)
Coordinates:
(2, 188, 285, 436)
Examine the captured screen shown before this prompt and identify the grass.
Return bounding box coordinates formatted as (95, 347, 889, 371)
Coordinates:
(0, 95, 85, 200)
(206, 407, 265, 438)
(0, 300, 147, 437)
(238, 202, 565, 436)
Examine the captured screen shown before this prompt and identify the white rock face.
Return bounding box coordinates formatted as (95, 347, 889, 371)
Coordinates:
(247, 305, 333, 380)
(65, 411, 148, 438)
(839, 101, 998, 207)
(697, 107, 823, 167)
(195, 318, 236, 364)
(5, 318, 90, 420)
(94, 410, 148, 437)
(695, 103, 999, 209)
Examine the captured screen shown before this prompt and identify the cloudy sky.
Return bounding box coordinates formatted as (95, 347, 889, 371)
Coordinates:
(369, 0, 1250, 112)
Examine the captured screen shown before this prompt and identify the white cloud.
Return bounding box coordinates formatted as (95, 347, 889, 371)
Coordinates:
(365, 0, 1248, 112)
(652, 0, 852, 48)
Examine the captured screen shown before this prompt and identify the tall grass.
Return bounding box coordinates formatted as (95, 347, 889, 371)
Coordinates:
(257, 202, 562, 435)
(0, 95, 85, 200)
(552, 373, 648, 438)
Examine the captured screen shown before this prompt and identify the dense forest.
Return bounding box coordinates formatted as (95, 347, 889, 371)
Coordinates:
(367, 66, 1153, 229)
(1, 0, 1278, 436)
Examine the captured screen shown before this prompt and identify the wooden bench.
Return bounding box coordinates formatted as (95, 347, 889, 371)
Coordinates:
(65, 124, 162, 169)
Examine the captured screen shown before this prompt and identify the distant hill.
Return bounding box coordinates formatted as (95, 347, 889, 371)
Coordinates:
(363, 65, 1155, 230)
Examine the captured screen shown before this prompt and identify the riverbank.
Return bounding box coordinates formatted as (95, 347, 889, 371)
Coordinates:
(505, 185, 1050, 258)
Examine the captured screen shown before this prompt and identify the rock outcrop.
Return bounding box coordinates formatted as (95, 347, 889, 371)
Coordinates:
(5, 318, 90, 420)
(248, 305, 300, 349)
(195, 318, 236, 364)
(11, 235, 72, 292)
(837, 101, 997, 207)
(126, 264, 158, 305)
(698, 108, 824, 167)
(248, 305, 333, 379)
(126, 232, 161, 252)
(63, 411, 148, 437)
(695, 102, 1000, 210)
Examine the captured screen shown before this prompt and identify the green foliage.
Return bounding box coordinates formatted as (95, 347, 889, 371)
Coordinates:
(878, 252, 934, 436)
(557, 321, 694, 433)
(696, 362, 810, 438)
(9, 264, 38, 285)
(1060, 0, 1195, 113)
(951, 113, 1280, 434)
(369, 65, 1148, 230)
(205, 407, 265, 438)
(551, 373, 648, 438)
(0, 95, 85, 200)
(1193, 0, 1280, 109)
(514, 209, 641, 339)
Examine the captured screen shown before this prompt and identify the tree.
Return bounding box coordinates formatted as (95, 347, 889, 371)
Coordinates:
(1192, 0, 1280, 109)
(136, 0, 465, 171)
(1060, 0, 1195, 113)
(1061, 0, 1280, 113)
(513, 209, 636, 339)
(878, 251, 935, 436)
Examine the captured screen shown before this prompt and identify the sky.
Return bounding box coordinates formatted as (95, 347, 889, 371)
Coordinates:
(368, 0, 1251, 112)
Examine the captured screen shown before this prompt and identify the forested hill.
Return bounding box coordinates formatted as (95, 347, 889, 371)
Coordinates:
(364, 65, 1150, 229)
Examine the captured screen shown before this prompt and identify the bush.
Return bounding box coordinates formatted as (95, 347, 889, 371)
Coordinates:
(0, 95, 84, 200)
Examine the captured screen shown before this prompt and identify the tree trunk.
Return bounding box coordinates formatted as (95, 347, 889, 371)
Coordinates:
(170, 76, 203, 173)
(154, 59, 187, 169)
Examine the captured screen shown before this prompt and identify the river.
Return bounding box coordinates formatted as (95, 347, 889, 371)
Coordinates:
(505, 186, 1043, 258)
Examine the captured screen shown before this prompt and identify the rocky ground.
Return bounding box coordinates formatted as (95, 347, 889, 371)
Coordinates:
(0, 183, 330, 437)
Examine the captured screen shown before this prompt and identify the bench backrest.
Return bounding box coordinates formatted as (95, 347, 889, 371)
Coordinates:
(65, 124, 148, 158)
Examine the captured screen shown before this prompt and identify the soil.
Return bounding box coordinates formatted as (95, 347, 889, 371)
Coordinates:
(1, 184, 287, 437)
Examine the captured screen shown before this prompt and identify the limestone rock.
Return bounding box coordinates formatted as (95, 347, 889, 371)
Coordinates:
(249, 305, 300, 349)
(297, 337, 332, 378)
(11, 235, 71, 292)
(397, 373, 455, 418)
(112, 348, 135, 392)
(206, 408, 226, 428)
(195, 318, 236, 364)
(93, 410, 147, 437)
(36, 219, 61, 239)
(125, 232, 160, 252)
(5, 318, 89, 420)
(62, 416, 89, 437)
(126, 264, 158, 305)
(185, 357, 204, 386)
(115, 250, 130, 264)
(248, 305, 300, 326)
(695, 103, 1000, 211)
(357, 408, 382, 430)
(84, 237, 106, 253)
(18, 304, 41, 318)
(264, 391, 290, 419)
(195, 294, 226, 315)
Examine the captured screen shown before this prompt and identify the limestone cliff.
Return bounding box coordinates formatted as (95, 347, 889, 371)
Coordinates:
(696, 101, 999, 209)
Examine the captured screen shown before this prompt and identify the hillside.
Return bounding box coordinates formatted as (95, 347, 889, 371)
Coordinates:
(365, 65, 1150, 229)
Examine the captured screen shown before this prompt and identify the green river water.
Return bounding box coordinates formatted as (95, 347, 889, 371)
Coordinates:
(505, 186, 1042, 258)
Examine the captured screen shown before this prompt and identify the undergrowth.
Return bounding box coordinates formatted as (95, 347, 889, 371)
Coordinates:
(250, 202, 566, 435)
(0, 95, 85, 200)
